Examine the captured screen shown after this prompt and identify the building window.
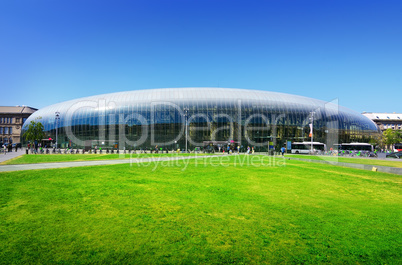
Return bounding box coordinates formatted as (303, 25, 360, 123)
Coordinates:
(9, 127, 12, 134)
(0, 127, 2, 134)
(4, 127, 8, 134)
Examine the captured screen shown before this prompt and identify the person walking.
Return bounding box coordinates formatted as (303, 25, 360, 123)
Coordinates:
(281, 146, 286, 156)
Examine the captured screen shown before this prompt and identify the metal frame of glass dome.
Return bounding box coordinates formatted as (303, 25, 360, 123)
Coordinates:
(22, 88, 379, 151)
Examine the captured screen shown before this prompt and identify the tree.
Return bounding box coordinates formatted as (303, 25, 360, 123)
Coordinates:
(23, 120, 45, 149)
(396, 130, 402, 142)
(382, 129, 402, 150)
(369, 135, 382, 148)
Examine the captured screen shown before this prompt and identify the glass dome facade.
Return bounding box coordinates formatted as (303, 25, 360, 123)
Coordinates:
(22, 88, 379, 150)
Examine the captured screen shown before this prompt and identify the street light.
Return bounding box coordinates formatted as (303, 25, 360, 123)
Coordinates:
(309, 111, 315, 154)
(55, 112, 60, 150)
(184, 107, 189, 153)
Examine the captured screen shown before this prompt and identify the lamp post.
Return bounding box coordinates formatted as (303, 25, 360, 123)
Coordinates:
(184, 107, 189, 153)
(55, 112, 60, 150)
(309, 111, 315, 154)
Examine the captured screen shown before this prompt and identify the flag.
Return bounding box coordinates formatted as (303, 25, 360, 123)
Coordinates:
(309, 123, 313, 137)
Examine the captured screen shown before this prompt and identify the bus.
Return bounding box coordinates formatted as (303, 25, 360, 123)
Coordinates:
(394, 143, 402, 152)
(291, 142, 326, 154)
(337, 143, 373, 152)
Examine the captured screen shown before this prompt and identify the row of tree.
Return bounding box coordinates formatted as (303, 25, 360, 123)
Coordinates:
(369, 128, 402, 150)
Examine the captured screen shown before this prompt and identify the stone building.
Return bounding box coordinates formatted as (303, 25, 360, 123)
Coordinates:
(0, 106, 37, 145)
(362, 112, 402, 133)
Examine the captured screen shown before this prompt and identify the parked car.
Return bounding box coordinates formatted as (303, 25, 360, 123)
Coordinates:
(12, 143, 22, 148)
(386, 151, 402, 159)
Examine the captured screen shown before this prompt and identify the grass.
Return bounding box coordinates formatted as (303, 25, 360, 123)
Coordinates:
(0, 155, 401, 264)
(288, 154, 402, 168)
(1, 152, 215, 165)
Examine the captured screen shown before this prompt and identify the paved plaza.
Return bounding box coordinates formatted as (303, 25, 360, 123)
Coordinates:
(0, 154, 220, 172)
(0, 149, 26, 163)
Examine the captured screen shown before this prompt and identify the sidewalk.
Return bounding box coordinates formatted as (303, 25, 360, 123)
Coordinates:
(0, 155, 220, 172)
(0, 149, 25, 163)
(287, 156, 402, 175)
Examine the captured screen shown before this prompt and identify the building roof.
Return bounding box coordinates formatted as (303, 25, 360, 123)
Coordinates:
(32, 87, 359, 115)
(25, 87, 378, 132)
(362, 112, 402, 120)
(0, 106, 38, 115)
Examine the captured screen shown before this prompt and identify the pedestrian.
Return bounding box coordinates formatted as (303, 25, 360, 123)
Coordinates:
(247, 146, 250, 154)
(281, 146, 286, 156)
(3, 144, 6, 155)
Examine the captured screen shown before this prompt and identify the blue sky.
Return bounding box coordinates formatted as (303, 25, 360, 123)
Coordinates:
(1, 0, 401, 113)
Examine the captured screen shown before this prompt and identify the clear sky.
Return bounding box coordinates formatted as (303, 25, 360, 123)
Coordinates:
(1, 0, 401, 113)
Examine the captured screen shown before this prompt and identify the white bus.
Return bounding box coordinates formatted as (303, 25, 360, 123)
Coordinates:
(394, 143, 402, 152)
(291, 142, 326, 154)
(336, 143, 373, 152)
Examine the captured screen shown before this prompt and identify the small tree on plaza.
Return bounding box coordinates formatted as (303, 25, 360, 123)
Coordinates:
(369, 135, 382, 149)
(23, 120, 45, 149)
(382, 129, 402, 150)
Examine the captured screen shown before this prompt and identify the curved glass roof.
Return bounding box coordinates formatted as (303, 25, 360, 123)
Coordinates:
(25, 87, 378, 131)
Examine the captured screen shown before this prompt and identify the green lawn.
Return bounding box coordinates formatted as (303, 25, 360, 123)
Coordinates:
(0, 156, 401, 264)
(287, 154, 402, 168)
(1, 152, 215, 165)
